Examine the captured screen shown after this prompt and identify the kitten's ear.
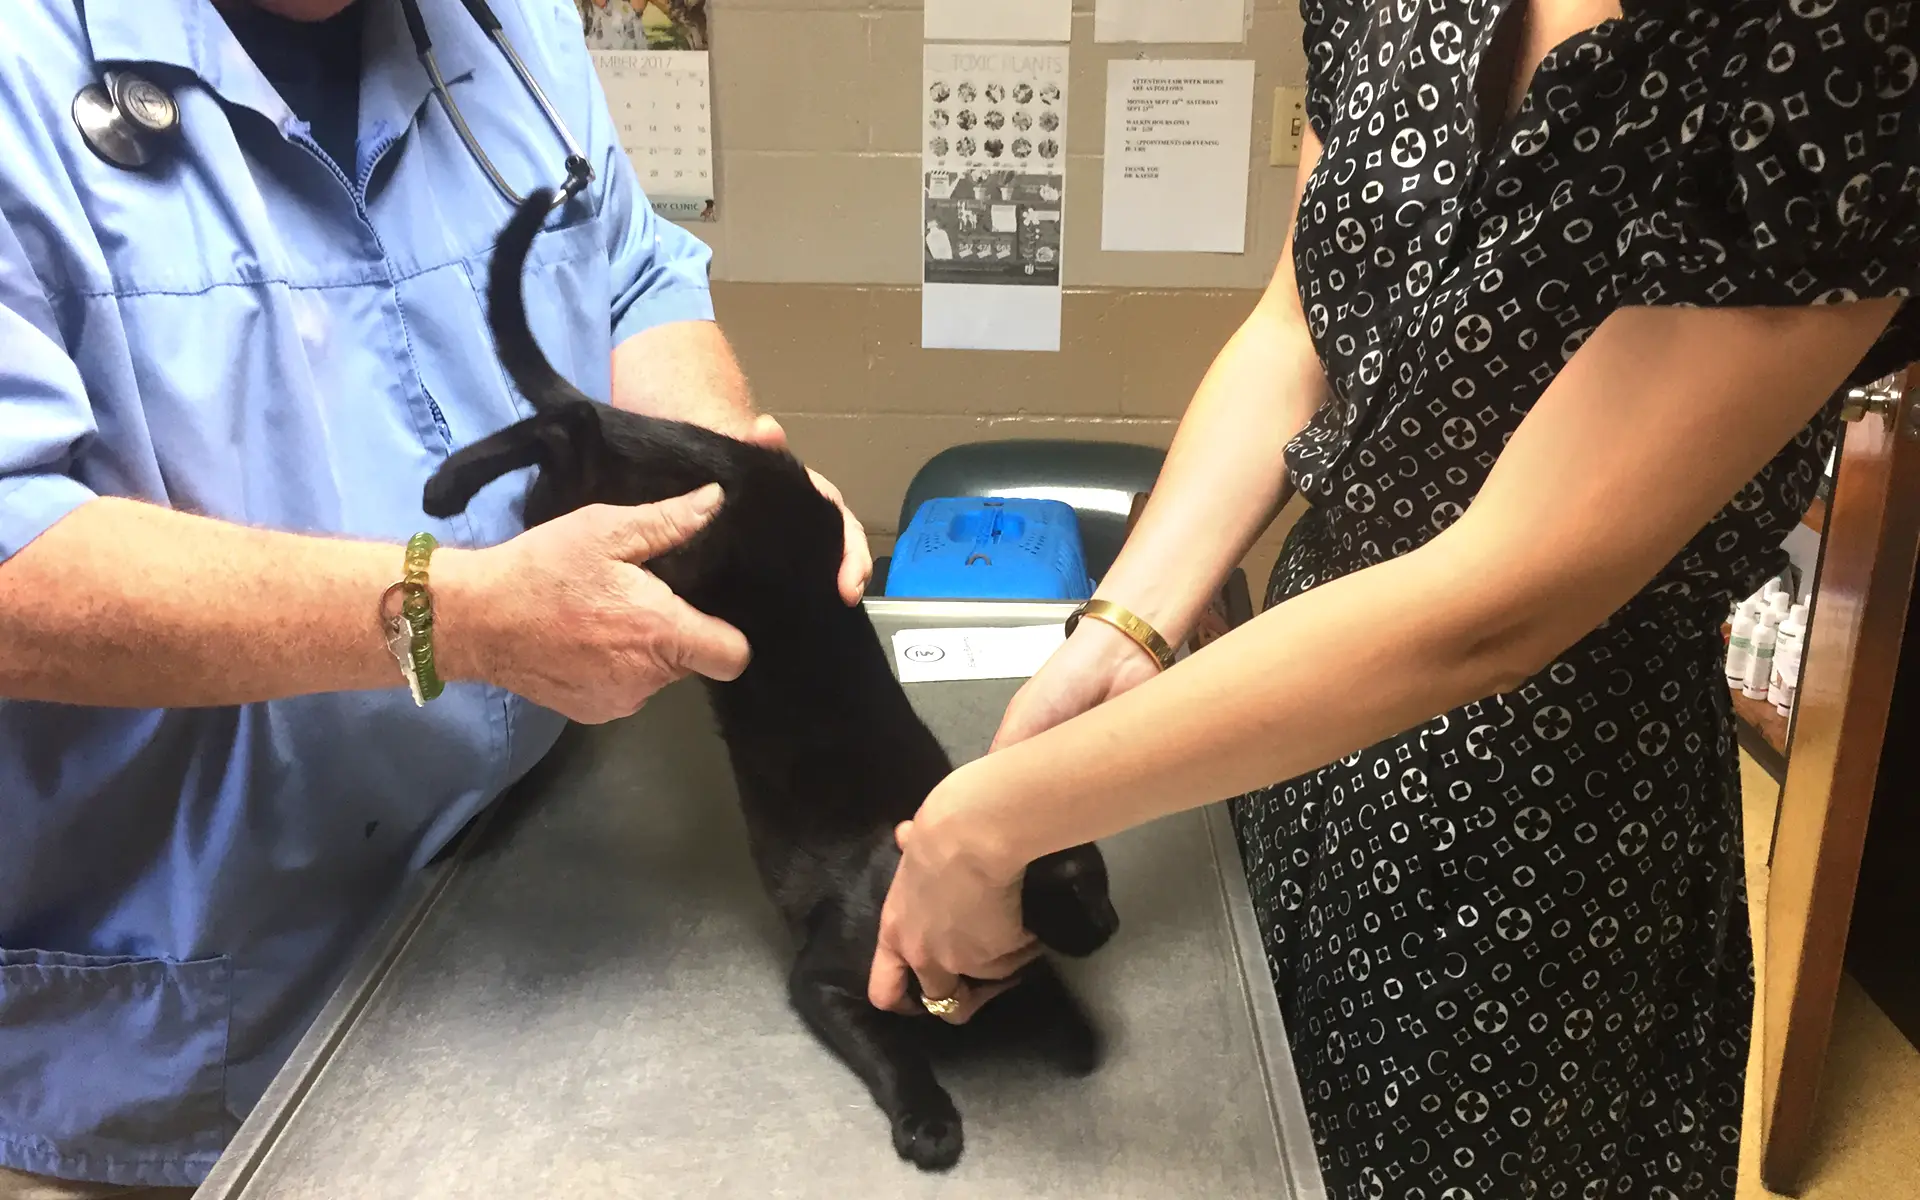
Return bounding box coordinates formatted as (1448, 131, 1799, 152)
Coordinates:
(1021, 845, 1120, 958)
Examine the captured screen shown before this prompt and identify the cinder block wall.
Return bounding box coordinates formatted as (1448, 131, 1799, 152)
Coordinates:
(671, 0, 1309, 569)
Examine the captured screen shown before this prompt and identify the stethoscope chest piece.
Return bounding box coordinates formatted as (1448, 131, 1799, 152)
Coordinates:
(73, 70, 180, 170)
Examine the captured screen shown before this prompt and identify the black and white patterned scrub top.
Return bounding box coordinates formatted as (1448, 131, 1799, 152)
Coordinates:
(1230, 3, 1918, 1199)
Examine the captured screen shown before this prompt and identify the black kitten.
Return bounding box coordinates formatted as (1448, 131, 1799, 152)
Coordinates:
(423, 189, 1121, 1171)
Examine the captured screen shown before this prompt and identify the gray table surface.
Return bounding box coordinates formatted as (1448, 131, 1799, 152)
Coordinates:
(196, 601, 1324, 1200)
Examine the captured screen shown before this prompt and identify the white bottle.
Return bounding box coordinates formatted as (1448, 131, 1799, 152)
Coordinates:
(1744, 618, 1778, 700)
(1770, 611, 1808, 711)
(1769, 591, 1793, 622)
(1770, 637, 1801, 714)
(1775, 608, 1808, 660)
(1764, 577, 1786, 604)
(1726, 600, 1762, 683)
(1769, 642, 1800, 713)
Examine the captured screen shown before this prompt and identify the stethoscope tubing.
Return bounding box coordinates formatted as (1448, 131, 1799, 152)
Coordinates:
(400, 0, 593, 208)
(71, 0, 595, 208)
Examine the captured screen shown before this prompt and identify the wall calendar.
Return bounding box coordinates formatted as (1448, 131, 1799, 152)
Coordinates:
(590, 51, 715, 222)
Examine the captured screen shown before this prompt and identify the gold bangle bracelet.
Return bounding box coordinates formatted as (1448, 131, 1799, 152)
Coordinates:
(1064, 599, 1177, 672)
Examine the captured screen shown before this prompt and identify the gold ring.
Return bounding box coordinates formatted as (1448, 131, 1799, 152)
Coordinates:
(920, 994, 960, 1017)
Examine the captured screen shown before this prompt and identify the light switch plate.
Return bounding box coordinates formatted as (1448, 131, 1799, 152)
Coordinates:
(1270, 86, 1308, 167)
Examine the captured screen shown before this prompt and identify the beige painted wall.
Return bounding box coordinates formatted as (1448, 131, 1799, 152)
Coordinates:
(687, 0, 1306, 288)
(658, 1, 1310, 577)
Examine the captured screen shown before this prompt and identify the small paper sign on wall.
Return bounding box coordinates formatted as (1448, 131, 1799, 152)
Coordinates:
(1095, 0, 1251, 44)
(1101, 59, 1257, 254)
(921, 44, 1070, 353)
(925, 0, 1071, 42)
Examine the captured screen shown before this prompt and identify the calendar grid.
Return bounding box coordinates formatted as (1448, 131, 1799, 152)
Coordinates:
(591, 50, 717, 222)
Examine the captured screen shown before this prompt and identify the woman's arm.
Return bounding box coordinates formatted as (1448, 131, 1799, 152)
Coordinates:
(1094, 130, 1329, 646)
(986, 131, 1331, 754)
(872, 293, 1901, 1010)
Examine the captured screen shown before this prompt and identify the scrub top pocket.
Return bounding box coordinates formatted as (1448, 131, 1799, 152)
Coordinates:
(0, 949, 234, 1169)
(461, 216, 615, 414)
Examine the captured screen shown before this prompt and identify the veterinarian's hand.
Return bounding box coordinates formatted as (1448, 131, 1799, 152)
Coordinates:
(990, 616, 1161, 752)
(443, 484, 751, 723)
(869, 796, 1038, 1025)
(744, 415, 872, 605)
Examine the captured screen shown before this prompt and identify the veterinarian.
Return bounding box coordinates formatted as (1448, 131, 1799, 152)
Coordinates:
(0, 0, 868, 1194)
(870, 3, 1919, 1199)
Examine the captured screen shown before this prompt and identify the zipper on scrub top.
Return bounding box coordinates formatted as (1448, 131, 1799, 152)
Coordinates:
(286, 125, 455, 451)
(424, 394, 453, 443)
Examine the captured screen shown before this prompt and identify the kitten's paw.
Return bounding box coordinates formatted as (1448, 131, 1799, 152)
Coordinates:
(891, 1106, 964, 1170)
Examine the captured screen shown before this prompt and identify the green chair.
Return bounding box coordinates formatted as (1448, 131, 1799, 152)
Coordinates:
(869, 439, 1167, 596)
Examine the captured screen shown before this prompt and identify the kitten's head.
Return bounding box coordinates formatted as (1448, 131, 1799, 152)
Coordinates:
(1021, 843, 1119, 958)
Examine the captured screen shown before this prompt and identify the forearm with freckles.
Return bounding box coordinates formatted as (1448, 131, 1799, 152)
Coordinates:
(0, 497, 492, 708)
(610, 319, 758, 436)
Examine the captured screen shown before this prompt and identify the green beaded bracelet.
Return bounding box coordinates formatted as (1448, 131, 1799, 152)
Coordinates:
(381, 533, 445, 705)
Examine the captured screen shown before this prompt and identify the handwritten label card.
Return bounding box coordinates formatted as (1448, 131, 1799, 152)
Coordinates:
(891, 625, 1066, 683)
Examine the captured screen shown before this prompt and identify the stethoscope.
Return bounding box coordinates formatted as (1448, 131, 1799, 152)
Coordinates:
(72, 0, 594, 209)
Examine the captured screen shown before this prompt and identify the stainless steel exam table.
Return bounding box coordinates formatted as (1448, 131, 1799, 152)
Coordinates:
(195, 601, 1324, 1200)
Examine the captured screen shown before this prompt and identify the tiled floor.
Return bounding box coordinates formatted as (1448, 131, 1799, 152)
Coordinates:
(1736, 753, 1920, 1199)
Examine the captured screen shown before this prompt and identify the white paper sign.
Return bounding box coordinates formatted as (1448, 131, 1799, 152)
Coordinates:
(593, 51, 716, 222)
(922, 44, 1070, 352)
(926, 0, 1071, 42)
(892, 625, 1067, 683)
(1101, 60, 1256, 253)
(1094, 0, 1250, 44)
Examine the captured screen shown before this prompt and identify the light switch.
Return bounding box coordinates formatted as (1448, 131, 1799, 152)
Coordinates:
(1270, 86, 1308, 167)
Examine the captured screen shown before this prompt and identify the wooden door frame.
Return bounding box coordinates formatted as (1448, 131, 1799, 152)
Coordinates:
(1759, 369, 1920, 1193)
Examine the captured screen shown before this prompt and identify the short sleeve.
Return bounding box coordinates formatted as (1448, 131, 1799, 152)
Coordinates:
(0, 215, 99, 564)
(1299, 0, 1368, 142)
(1619, 2, 1920, 324)
(599, 144, 718, 348)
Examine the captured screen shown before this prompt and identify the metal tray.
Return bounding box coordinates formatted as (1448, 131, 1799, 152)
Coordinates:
(196, 601, 1323, 1200)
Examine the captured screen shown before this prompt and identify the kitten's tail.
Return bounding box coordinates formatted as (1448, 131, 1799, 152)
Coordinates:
(488, 188, 588, 413)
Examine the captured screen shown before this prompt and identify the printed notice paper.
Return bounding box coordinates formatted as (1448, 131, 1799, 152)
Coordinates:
(1101, 60, 1256, 253)
(1095, 0, 1249, 44)
(922, 44, 1070, 352)
(926, 0, 1071, 42)
(892, 625, 1067, 684)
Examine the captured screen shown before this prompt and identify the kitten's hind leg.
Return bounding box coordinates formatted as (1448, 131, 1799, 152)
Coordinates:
(966, 957, 1103, 1077)
(788, 928, 964, 1170)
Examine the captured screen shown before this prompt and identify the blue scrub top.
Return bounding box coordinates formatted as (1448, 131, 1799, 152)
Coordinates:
(0, 0, 715, 1186)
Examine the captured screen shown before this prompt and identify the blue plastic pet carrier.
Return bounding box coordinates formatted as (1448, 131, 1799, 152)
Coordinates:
(882, 497, 1093, 601)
